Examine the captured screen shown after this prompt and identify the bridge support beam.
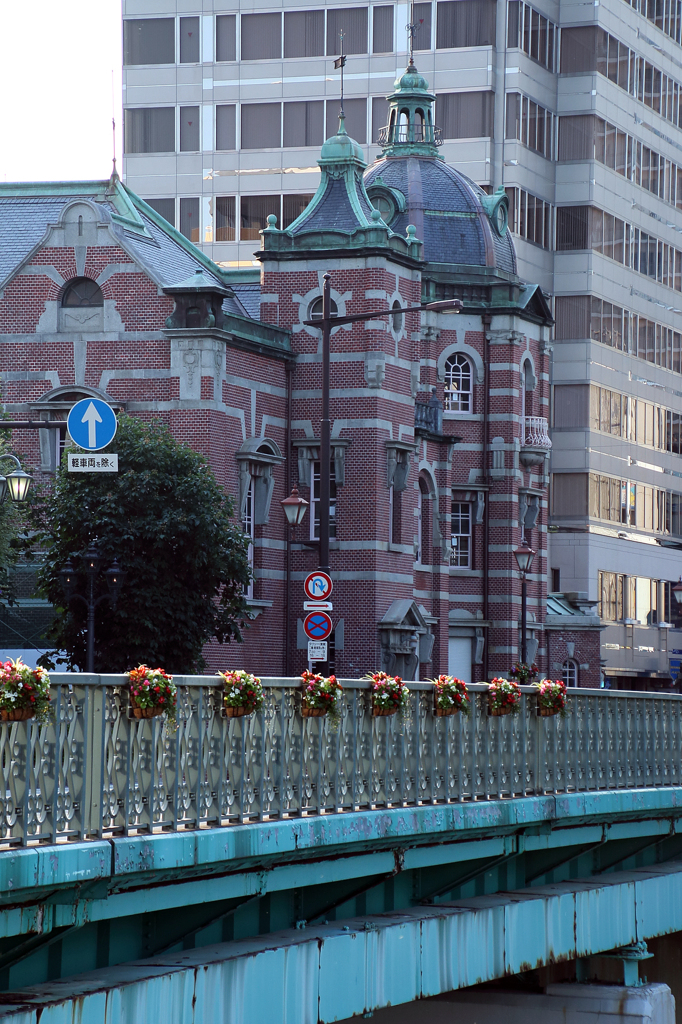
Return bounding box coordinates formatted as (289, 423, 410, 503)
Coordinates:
(0, 862, 681, 1023)
(351, 984, 675, 1024)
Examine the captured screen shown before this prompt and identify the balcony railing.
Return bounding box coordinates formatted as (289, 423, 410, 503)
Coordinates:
(1, 676, 681, 847)
(377, 124, 444, 146)
(415, 393, 443, 436)
(523, 415, 552, 449)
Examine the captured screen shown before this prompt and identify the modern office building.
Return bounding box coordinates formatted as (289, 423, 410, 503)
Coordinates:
(121, 0, 682, 685)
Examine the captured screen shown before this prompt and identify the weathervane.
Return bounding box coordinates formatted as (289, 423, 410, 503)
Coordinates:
(406, 0, 419, 65)
(333, 30, 346, 118)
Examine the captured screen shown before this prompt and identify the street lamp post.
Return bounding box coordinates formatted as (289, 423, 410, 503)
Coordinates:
(303, 277, 462, 577)
(60, 546, 125, 673)
(513, 541, 536, 666)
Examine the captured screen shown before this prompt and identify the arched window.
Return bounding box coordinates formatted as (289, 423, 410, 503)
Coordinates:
(61, 277, 104, 308)
(562, 659, 579, 687)
(391, 299, 403, 332)
(443, 353, 473, 412)
(308, 296, 338, 320)
(521, 360, 534, 423)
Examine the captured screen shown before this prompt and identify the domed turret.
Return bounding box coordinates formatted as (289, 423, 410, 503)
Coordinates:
(366, 63, 516, 275)
(378, 60, 442, 157)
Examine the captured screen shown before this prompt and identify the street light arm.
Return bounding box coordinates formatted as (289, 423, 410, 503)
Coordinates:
(302, 299, 462, 328)
(0, 455, 22, 472)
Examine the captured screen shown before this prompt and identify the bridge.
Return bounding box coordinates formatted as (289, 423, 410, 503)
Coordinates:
(0, 677, 680, 1022)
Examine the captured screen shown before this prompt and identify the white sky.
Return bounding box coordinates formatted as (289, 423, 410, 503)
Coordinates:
(1, 0, 123, 183)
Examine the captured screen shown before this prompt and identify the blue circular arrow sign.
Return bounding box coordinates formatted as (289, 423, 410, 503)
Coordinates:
(303, 611, 333, 641)
(67, 399, 117, 452)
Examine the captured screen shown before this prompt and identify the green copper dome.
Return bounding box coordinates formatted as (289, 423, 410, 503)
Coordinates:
(393, 63, 431, 95)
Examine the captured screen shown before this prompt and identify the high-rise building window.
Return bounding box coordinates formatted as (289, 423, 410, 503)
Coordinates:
(436, 0, 496, 48)
(451, 502, 472, 567)
(413, 3, 433, 49)
(124, 108, 175, 154)
(241, 104, 282, 150)
(506, 188, 552, 249)
(507, 2, 556, 72)
(179, 197, 200, 244)
(373, 5, 394, 52)
(282, 194, 314, 228)
(123, 18, 174, 65)
(372, 97, 390, 143)
(215, 197, 236, 242)
(180, 106, 200, 152)
(216, 15, 236, 62)
(283, 102, 324, 148)
(144, 198, 175, 226)
(505, 93, 555, 160)
(327, 7, 369, 54)
(179, 17, 200, 64)
(216, 105, 236, 151)
(241, 12, 282, 60)
(325, 98, 367, 143)
(284, 10, 325, 57)
(437, 92, 495, 138)
(240, 196, 281, 241)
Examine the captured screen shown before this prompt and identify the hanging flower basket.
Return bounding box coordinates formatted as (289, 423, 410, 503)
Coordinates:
(364, 671, 410, 719)
(0, 659, 51, 724)
(487, 677, 521, 717)
(300, 670, 343, 726)
(431, 675, 471, 717)
(534, 678, 567, 718)
(127, 666, 177, 726)
(219, 670, 263, 718)
(509, 662, 538, 685)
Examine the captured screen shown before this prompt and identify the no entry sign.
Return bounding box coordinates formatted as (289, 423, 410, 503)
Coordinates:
(303, 610, 333, 641)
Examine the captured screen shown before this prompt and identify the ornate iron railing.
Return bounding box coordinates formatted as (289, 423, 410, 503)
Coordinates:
(377, 124, 444, 146)
(1, 676, 680, 847)
(523, 414, 552, 448)
(415, 393, 443, 435)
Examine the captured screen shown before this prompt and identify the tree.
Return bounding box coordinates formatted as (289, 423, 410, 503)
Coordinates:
(37, 416, 251, 673)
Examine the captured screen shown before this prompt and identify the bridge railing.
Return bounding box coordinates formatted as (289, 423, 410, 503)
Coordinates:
(1, 676, 681, 846)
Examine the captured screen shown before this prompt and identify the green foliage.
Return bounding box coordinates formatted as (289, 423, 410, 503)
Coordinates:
(37, 416, 251, 673)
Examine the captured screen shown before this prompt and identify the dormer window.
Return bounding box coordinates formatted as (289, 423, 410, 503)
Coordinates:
(61, 278, 104, 308)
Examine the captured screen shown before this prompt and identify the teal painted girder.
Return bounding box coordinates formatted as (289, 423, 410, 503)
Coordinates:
(0, 788, 682, 992)
(1, 861, 682, 1023)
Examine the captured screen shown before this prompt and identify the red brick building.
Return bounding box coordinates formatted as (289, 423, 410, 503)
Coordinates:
(0, 66, 602, 685)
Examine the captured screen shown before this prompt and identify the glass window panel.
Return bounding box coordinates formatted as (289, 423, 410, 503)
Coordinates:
(124, 107, 175, 154)
(123, 18, 174, 65)
(373, 5, 394, 52)
(240, 195, 281, 241)
(241, 103, 282, 149)
(144, 197, 175, 226)
(180, 106, 200, 152)
(180, 16, 200, 63)
(283, 101, 324, 147)
(450, 501, 472, 567)
(508, 0, 520, 46)
(216, 15, 236, 61)
(282, 194, 314, 228)
(413, 2, 432, 49)
(436, 0, 496, 48)
(560, 26, 598, 73)
(372, 96, 390, 143)
(285, 10, 325, 57)
(179, 197, 200, 243)
(216, 105, 236, 151)
(215, 196, 235, 242)
(241, 12, 282, 60)
(436, 91, 495, 138)
(327, 7, 369, 54)
(326, 97, 366, 142)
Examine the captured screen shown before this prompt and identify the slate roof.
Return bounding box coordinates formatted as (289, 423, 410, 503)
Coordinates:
(364, 156, 517, 275)
(0, 196, 86, 288)
(231, 284, 261, 319)
(0, 179, 250, 318)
